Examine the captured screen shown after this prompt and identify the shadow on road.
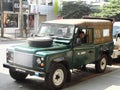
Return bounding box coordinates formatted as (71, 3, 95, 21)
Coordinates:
(64, 66, 114, 89)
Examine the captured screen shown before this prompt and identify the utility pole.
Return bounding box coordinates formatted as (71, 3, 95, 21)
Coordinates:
(19, 0, 23, 37)
(1, 0, 4, 37)
(36, 0, 39, 32)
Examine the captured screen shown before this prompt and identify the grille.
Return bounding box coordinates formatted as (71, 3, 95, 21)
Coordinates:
(14, 51, 33, 68)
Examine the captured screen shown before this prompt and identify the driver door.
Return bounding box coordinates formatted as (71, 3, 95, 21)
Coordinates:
(72, 28, 95, 68)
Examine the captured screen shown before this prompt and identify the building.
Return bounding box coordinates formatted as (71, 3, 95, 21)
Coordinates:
(29, 0, 59, 33)
(0, 0, 58, 34)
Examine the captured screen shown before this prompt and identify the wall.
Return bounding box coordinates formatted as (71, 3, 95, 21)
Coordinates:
(39, 5, 57, 21)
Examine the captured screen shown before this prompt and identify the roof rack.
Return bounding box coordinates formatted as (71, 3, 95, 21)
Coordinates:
(83, 16, 114, 22)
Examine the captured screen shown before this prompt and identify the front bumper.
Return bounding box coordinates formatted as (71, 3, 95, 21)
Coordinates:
(3, 63, 45, 77)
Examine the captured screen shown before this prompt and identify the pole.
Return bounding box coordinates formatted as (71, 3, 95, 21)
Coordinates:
(36, 0, 39, 32)
(1, 0, 4, 37)
(19, 0, 23, 37)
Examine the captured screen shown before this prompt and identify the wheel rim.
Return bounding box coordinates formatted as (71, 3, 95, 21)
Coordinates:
(100, 57, 106, 70)
(53, 69, 64, 86)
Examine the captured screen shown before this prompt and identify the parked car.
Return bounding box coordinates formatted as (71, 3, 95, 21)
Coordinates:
(111, 22, 120, 60)
(3, 18, 114, 89)
(113, 22, 120, 35)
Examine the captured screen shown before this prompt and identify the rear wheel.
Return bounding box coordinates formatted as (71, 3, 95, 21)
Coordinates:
(45, 63, 67, 89)
(9, 69, 28, 81)
(95, 55, 107, 73)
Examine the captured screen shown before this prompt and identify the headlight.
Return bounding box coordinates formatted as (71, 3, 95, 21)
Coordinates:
(36, 58, 41, 64)
(41, 57, 44, 61)
(36, 57, 45, 67)
(7, 52, 14, 63)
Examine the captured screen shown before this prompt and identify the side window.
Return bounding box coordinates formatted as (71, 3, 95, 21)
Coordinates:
(75, 27, 93, 45)
(75, 28, 87, 45)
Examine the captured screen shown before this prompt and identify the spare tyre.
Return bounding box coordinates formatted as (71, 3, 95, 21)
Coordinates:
(27, 37, 53, 47)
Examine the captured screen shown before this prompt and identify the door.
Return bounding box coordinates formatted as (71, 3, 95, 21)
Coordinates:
(72, 27, 95, 68)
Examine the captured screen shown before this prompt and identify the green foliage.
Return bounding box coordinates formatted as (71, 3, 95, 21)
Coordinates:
(61, 1, 91, 19)
(93, 0, 120, 20)
(54, 0, 59, 15)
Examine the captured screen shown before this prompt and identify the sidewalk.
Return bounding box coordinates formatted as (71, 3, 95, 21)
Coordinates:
(0, 33, 27, 41)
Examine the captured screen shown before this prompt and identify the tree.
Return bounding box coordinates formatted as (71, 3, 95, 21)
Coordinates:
(93, 0, 120, 21)
(61, 1, 91, 19)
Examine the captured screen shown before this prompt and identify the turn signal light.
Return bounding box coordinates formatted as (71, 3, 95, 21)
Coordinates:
(40, 63, 45, 67)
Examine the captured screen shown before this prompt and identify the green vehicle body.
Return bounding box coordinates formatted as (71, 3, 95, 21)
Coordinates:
(3, 18, 114, 89)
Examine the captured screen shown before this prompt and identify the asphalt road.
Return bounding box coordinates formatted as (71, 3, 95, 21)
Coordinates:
(1, 65, 120, 90)
(0, 40, 120, 90)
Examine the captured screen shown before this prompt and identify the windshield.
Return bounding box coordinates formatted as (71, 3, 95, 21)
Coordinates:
(37, 23, 74, 39)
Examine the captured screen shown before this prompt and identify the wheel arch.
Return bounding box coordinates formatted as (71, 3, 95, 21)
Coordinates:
(51, 59, 70, 71)
(98, 48, 112, 65)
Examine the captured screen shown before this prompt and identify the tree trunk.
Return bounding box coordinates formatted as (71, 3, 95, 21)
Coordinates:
(1, 0, 4, 37)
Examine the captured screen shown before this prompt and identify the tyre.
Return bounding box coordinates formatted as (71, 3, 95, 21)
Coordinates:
(45, 63, 67, 89)
(95, 55, 107, 73)
(27, 37, 53, 47)
(81, 65, 87, 71)
(9, 69, 28, 81)
(66, 70, 71, 82)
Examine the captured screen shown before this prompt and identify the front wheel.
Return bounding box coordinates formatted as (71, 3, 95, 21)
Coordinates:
(45, 63, 67, 89)
(95, 55, 107, 73)
(9, 69, 28, 81)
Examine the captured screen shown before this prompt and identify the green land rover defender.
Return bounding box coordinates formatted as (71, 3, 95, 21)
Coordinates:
(3, 18, 114, 89)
